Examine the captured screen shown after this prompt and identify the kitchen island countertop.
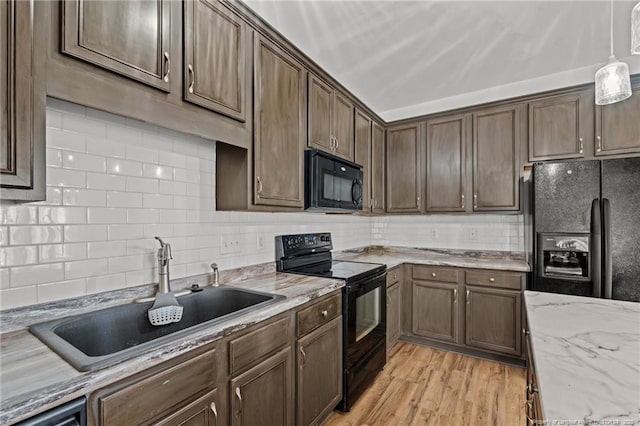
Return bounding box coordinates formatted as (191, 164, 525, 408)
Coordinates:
(524, 291, 640, 424)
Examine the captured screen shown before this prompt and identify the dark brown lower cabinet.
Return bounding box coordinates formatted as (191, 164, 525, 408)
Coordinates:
(412, 280, 459, 344)
(386, 282, 401, 352)
(155, 389, 219, 426)
(465, 285, 522, 356)
(230, 346, 293, 426)
(525, 332, 544, 424)
(296, 316, 342, 426)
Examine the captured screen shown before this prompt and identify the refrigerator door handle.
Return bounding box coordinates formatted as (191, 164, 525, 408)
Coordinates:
(591, 198, 602, 298)
(602, 198, 612, 299)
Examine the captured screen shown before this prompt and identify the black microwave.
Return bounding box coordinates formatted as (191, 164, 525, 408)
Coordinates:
(305, 149, 363, 212)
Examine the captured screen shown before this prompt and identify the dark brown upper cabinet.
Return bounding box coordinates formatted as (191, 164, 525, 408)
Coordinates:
(253, 34, 306, 208)
(595, 80, 640, 156)
(425, 114, 469, 213)
(473, 105, 522, 212)
(184, 0, 246, 121)
(355, 109, 372, 212)
(62, 0, 173, 91)
(1, 0, 45, 201)
(371, 122, 386, 214)
(528, 90, 593, 161)
(307, 73, 355, 161)
(386, 123, 423, 213)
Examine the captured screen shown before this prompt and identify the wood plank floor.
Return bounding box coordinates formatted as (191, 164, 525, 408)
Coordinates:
(325, 342, 525, 426)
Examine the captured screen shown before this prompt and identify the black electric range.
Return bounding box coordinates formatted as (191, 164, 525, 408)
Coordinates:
(275, 233, 387, 412)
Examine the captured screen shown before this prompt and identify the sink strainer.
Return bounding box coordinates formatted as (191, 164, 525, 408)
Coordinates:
(148, 293, 183, 326)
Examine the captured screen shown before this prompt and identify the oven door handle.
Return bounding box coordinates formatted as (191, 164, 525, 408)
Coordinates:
(346, 273, 387, 295)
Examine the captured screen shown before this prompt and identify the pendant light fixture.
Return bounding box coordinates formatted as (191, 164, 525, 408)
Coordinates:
(595, 0, 632, 105)
(632, 2, 640, 54)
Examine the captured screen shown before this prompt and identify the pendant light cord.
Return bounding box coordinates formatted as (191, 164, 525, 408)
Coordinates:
(610, 0, 614, 56)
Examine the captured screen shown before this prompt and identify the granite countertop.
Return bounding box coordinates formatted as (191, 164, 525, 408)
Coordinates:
(524, 291, 640, 424)
(335, 246, 530, 272)
(0, 273, 344, 426)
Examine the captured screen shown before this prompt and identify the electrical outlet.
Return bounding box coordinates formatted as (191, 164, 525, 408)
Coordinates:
(220, 235, 242, 254)
(429, 228, 438, 239)
(469, 228, 478, 241)
(256, 234, 265, 251)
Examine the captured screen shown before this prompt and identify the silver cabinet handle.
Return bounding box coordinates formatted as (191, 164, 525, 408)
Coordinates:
(466, 289, 470, 305)
(210, 401, 218, 421)
(335, 138, 339, 150)
(597, 135, 602, 152)
(473, 194, 478, 209)
(578, 137, 584, 154)
(235, 387, 242, 413)
(187, 64, 195, 93)
(523, 328, 530, 336)
(256, 176, 263, 195)
(431, 272, 436, 277)
(416, 196, 421, 208)
(489, 277, 496, 283)
(163, 51, 170, 83)
(453, 288, 457, 303)
(461, 194, 465, 209)
(300, 346, 306, 365)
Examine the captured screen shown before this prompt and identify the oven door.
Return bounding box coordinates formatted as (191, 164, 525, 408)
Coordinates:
(345, 272, 386, 369)
(306, 150, 363, 211)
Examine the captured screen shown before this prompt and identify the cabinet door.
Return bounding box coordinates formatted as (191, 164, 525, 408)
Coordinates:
(425, 115, 468, 212)
(308, 74, 333, 153)
(184, 0, 245, 121)
(386, 124, 422, 213)
(297, 317, 342, 426)
(386, 283, 401, 352)
(529, 91, 593, 161)
(62, 0, 172, 91)
(0, 0, 45, 201)
(595, 80, 640, 156)
(355, 109, 372, 212)
(230, 347, 293, 426)
(253, 35, 305, 208)
(371, 122, 386, 214)
(473, 105, 521, 211)
(465, 285, 522, 356)
(333, 92, 355, 161)
(155, 390, 219, 426)
(412, 280, 459, 343)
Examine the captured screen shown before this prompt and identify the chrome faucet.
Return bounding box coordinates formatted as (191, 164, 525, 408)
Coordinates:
(155, 236, 172, 294)
(210, 263, 219, 287)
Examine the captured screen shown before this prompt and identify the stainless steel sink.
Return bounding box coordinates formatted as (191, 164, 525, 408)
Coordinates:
(30, 286, 284, 372)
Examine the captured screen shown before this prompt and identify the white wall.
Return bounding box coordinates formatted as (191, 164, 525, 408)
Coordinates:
(0, 100, 522, 310)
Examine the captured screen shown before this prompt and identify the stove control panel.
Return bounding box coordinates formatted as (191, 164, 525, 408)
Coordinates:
(275, 232, 332, 258)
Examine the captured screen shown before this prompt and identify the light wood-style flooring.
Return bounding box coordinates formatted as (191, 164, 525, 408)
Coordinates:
(326, 342, 525, 426)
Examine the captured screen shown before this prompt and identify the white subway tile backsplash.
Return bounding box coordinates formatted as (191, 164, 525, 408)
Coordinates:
(10, 226, 63, 245)
(37, 279, 86, 303)
(0, 246, 38, 267)
(86, 172, 126, 191)
(64, 225, 108, 242)
(39, 243, 87, 263)
(10, 263, 65, 287)
(0, 100, 524, 310)
(64, 258, 109, 279)
(106, 158, 142, 177)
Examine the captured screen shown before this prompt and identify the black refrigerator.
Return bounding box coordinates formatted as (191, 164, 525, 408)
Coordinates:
(531, 157, 640, 302)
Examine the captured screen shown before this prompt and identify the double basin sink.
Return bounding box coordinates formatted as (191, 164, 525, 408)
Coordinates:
(30, 286, 284, 372)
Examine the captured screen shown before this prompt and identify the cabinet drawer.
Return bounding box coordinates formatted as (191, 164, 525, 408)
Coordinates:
(99, 349, 216, 425)
(465, 270, 522, 290)
(297, 293, 341, 337)
(230, 316, 290, 374)
(412, 265, 459, 283)
(387, 267, 401, 286)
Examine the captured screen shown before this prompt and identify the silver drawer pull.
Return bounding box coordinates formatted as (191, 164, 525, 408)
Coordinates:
(188, 64, 195, 93)
(320, 309, 328, 317)
(163, 51, 170, 82)
(431, 272, 436, 277)
(489, 277, 496, 282)
(210, 401, 218, 419)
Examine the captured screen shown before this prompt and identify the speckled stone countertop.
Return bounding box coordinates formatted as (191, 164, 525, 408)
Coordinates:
(524, 291, 640, 424)
(0, 273, 344, 426)
(335, 246, 530, 272)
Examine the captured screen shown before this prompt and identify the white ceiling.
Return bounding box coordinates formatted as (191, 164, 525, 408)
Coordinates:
(244, 0, 640, 121)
